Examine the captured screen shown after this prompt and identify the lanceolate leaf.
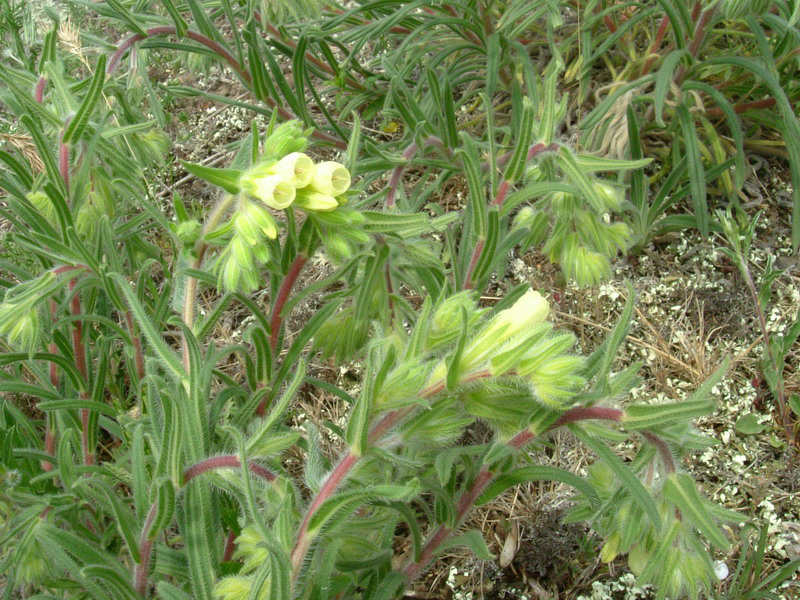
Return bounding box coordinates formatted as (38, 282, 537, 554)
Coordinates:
(569, 425, 661, 531)
(677, 105, 708, 237)
(476, 465, 601, 508)
(663, 473, 729, 549)
(63, 55, 107, 145)
(623, 398, 713, 430)
(180, 161, 243, 195)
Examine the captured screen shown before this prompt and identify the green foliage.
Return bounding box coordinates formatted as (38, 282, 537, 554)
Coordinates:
(0, 1, 783, 599)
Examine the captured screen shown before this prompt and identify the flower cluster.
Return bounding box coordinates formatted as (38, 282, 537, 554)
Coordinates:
(425, 289, 585, 409)
(216, 152, 352, 293)
(241, 152, 351, 214)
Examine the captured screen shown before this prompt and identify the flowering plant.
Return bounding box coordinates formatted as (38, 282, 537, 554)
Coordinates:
(0, 3, 755, 599)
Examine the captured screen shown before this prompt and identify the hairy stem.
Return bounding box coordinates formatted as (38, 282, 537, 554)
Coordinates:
(549, 406, 624, 429)
(386, 137, 447, 208)
(462, 237, 485, 290)
(269, 253, 308, 353)
(290, 451, 359, 579)
(181, 194, 237, 371)
(641, 14, 670, 76)
(182, 455, 277, 485)
(738, 259, 792, 439)
(640, 430, 677, 474)
(403, 428, 534, 582)
(133, 502, 158, 596)
(289, 370, 493, 584)
(124, 311, 146, 381)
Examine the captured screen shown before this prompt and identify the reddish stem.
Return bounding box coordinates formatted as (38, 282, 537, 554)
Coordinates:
(289, 451, 359, 577)
(289, 369, 494, 583)
(604, 15, 617, 33)
(256, 253, 309, 416)
(403, 426, 535, 582)
(705, 97, 776, 118)
(463, 237, 485, 290)
(70, 272, 93, 466)
(133, 502, 158, 596)
(59, 127, 70, 196)
(490, 180, 511, 208)
(182, 455, 277, 485)
(35, 77, 47, 103)
(42, 300, 59, 472)
(641, 14, 670, 76)
(674, 5, 716, 88)
(222, 529, 237, 562)
(640, 430, 676, 474)
(269, 254, 308, 353)
(386, 137, 447, 208)
(549, 406, 624, 429)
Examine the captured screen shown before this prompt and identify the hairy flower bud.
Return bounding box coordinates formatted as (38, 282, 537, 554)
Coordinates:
(720, 0, 771, 18)
(213, 576, 256, 600)
(0, 301, 39, 356)
(465, 289, 550, 365)
(240, 201, 277, 239)
(309, 161, 351, 196)
(175, 220, 202, 245)
(27, 191, 55, 222)
(264, 120, 309, 158)
(594, 180, 622, 210)
(294, 189, 339, 212)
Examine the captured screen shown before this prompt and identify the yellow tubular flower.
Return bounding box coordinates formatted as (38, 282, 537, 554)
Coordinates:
(274, 152, 314, 188)
(309, 161, 351, 196)
(463, 289, 550, 366)
(248, 174, 296, 210)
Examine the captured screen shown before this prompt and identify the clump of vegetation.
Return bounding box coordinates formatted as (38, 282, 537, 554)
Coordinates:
(0, 1, 798, 599)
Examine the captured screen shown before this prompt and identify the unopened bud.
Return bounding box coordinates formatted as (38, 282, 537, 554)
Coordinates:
(175, 220, 202, 245)
(294, 190, 339, 211)
(264, 120, 309, 158)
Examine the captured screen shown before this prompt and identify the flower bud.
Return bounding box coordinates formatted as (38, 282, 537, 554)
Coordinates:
(27, 191, 55, 221)
(213, 576, 254, 600)
(234, 526, 269, 573)
(0, 301, 39, 356)
(512, 206, 537, 231)
(310, 161, 351, 196)
(601, 533, 621, 563)
(721, 0, 771, 18)
(234, 212, 261, 246)
(246, 202, 278, 239)
(593, 181, 622, 210)
(628, 544, 650, 576)
(273, 152, 314, 187)
(427, 292, 482, 351)
(175, 220, 202, 245)
(294, 190, 339, 212)
(464, 289, 550, 366)
(244, 174, 296, 210)
(264, 120, 309, 157)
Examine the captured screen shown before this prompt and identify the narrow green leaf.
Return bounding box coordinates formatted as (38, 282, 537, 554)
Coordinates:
(570, 425, 661, 531)
(676, 105, 708, 237)
(663, 473, 729, 549)
(477, 465, 600, 508)
(180, 161, 242, 195)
